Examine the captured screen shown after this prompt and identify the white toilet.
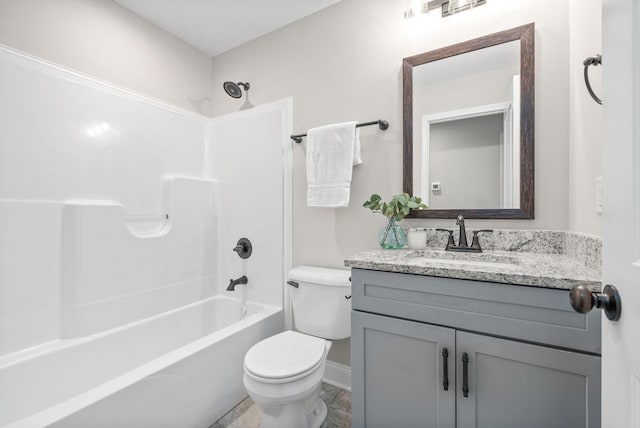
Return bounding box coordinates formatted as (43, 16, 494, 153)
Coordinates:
(243, 266, 351, 428)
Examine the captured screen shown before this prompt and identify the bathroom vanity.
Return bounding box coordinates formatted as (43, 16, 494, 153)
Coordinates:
(346, 237, 602, 428)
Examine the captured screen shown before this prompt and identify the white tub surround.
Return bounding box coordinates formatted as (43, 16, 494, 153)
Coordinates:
(61, 177, 218, 338)
(0, 45, 211, 357)
(0, 45, 291, 427)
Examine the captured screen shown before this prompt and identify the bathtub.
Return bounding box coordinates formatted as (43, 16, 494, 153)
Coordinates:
(0, 296, 283, 428)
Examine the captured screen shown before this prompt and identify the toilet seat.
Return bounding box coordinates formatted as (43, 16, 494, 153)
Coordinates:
(244, 331, 327, 382)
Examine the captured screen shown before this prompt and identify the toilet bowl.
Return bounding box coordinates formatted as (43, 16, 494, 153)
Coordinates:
(242, 266, 351, 428)
(243, 331, 331, 428)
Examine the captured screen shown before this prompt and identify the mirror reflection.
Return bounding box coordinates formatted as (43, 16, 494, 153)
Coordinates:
(413, 40, 520, 209)
(403, 24, 534, 219)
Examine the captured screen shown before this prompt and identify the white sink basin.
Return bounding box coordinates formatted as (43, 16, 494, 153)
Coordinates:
(409, 249, 520, 268)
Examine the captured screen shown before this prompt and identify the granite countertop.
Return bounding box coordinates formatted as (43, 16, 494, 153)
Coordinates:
(344, 248, 602, 291)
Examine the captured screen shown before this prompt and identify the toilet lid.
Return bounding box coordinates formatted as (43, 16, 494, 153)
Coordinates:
(244, 331, 326, 380)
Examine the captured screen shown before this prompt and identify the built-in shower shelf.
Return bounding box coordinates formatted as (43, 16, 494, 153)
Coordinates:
(125, 214, 171, 237)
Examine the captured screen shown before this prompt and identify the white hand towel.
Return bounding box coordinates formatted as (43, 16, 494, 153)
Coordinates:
(306, 121, 361, 207)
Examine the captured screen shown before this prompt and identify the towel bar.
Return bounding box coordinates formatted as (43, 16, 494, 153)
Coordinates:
(290, 119, 389, 143)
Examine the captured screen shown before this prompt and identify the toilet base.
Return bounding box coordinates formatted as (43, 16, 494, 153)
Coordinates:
(307, 396, 328, 428)
(245, 378, 328, 428)
(259, 396, 327, 428)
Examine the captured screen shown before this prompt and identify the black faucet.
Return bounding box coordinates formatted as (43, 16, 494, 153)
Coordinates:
(227, 275, 248, 291)
(232, 238, 252, 259)
(456, 215, 468, 248)
(436, 228, 456, 250)
(436, 215, 493, 253)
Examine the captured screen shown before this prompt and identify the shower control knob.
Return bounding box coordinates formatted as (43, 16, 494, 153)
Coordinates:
(233, 238, 253, 259)
(569, 284, 621, 321)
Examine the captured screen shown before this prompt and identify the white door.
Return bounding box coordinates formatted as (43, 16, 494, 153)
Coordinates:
(602, 0, 640, 426)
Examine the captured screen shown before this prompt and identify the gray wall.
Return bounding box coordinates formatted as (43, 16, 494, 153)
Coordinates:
(211, 0, 573, 262)
(0, 0, 213, 115)
(569, 0, 602, 235)
(211, 0, 578, 366)
(429, 115, 503, 209)
(412, 66, 518, 198)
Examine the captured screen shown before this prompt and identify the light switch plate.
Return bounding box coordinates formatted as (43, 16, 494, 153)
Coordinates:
(596, 176, 603, 214)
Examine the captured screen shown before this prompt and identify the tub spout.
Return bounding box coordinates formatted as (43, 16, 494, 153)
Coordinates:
(227, 275, 248, 291)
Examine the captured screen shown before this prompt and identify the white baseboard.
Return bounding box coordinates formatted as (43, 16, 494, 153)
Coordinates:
(323, 360, 351, 391)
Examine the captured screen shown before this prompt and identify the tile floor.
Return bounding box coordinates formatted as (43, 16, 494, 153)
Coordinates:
(210, 383, 351, 428)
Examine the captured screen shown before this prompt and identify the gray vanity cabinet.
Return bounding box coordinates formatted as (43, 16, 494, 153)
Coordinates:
(350, 268, 601, 428)
(352, 311, 456, 428)
(455, 331, 600, 428)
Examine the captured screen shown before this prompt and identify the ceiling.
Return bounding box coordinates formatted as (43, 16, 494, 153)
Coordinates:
(115, 0, 342, 57)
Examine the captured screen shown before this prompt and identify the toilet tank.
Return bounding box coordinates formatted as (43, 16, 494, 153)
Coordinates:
(288, 266, 351, 340)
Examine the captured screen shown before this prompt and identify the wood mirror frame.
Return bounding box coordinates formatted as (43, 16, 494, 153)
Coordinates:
(403, 23, 535, 219)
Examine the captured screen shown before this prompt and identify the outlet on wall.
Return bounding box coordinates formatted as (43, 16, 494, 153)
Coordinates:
(596, 176, 603, 214)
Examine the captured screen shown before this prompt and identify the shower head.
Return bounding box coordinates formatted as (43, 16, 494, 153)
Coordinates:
(223, 81, 250, 99)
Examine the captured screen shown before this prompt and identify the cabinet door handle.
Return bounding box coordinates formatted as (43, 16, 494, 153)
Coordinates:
(442, 347, 449, 391)
(462, 352, 469, 398)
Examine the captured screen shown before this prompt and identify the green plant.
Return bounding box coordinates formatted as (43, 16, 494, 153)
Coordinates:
(363, 193, 427, 221)
(364, 193, 428, 248)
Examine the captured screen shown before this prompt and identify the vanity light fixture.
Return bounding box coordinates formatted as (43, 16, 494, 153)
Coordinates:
(422, 0, 486, 17)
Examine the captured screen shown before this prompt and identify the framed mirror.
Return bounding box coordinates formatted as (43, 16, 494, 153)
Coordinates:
(403, 23, 534, 219)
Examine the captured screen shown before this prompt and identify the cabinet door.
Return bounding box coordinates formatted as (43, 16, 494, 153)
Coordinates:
(456, 331, 601, 428)
(352, 311, 455, 428)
